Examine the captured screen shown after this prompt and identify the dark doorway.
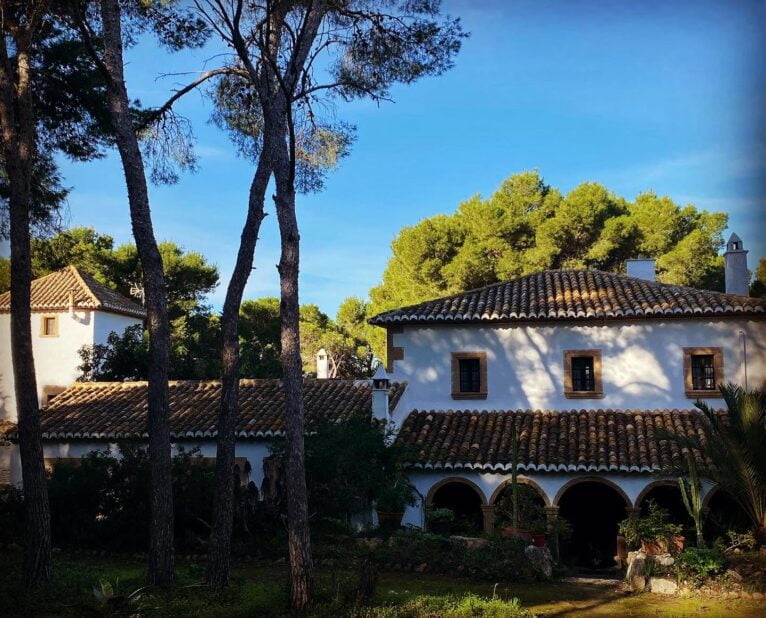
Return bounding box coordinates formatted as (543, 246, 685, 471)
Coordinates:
(430, 482, 484, 534)
(493, 483, 547, 531)
(558, 481, 627, 571)
(705, 489, 750, 542)
(639, 485, 694, 540)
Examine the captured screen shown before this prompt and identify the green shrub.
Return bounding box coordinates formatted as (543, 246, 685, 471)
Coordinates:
(0, 484, 24, 546)
(465, 536, 536, 581)
(375, 529, 538, 582)
(675, 548, 725, 585)
(618, 501, 683, 550)
(45, 444, 219, 552)
(354, 593, 532, 617)
(425, 508, 455, 535)
(376, 528, 466, 573)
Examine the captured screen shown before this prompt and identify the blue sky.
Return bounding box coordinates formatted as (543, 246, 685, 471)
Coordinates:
(36, 0, 766, 316)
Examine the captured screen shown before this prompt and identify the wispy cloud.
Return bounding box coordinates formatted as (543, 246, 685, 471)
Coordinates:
(596, 147, 766, 190)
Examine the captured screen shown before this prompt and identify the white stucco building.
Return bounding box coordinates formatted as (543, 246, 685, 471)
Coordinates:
(0, 267, 144, 482)
(0, 266, 145, 422)
(1, 236, 764, 567)
(364, 235, 765, 565)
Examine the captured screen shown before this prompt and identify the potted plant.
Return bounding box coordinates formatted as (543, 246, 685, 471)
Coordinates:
(376, 478, 416, 529)
(618, 501, 684, 555)
(426, 507, 455, 536)
(529, 518, 547, 547)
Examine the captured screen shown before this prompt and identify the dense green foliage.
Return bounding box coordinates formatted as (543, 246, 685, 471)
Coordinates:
(0, 485, 25, 548)
(26, 226, 219, 320)
(618, 501, 684, 550)
(243, 298, 376, 379)
(751, 257, 766, 298)
(674, 548, 725, 585)
(356, 594, 531, 618)
(0, 18, 114, 239)
(376, 529, 538, 582)
(659, 384, 766, 538)
(76, 293, 376, 381)
(270, 418, 412, 524)
(45, 446, 215, 552)
(1, 553, 762, 617)
(367, 170, 729, 358)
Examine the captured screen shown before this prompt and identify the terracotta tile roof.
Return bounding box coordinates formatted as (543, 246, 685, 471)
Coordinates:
(0, 266, 146, 318)
(396, 409, 713, 473)
(369, 269, 766, 325)
(0, 419, 15, 445)
(12, 379, 406, 440)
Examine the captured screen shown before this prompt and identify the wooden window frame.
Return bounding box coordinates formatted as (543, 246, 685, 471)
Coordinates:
(563, 349, 604, 399)
(451, 352, 488, 400)
(40, 314, 59, 337)
(683, 347, 723, 399)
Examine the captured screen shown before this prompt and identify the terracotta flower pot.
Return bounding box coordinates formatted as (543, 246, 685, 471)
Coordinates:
(377, 511, 404, 528)
(641, 535, 685, 555)
(501, 526, 533, 544)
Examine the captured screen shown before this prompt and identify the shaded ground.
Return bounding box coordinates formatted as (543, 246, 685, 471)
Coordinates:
(1, 554, 763, 617)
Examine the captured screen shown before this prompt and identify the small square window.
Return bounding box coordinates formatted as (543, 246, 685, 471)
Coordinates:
(459, 358, 481, 393)
(684, 347, 723, 398)
(571, 356, 595, 391)
(40, 315, 58, 337)
(564, 349, 603, 399)
(451, 352, 487, 400)
(691, 355, 715, 391)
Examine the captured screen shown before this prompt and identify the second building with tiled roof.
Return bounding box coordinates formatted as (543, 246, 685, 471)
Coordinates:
(364, 237, 765, 563)
(0, 266, 146, 425)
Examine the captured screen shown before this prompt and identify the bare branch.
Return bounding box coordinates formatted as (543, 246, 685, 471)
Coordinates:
(137, 67, 241, 131)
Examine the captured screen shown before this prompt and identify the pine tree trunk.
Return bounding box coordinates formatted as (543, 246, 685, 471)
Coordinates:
(273, 129, 314, 613)
(0, 29, 52, 589)
(207, 152, 271, 590)
(99, 0, 174, 584)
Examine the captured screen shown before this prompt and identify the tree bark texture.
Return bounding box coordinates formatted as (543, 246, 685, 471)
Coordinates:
(272, 116, 314, 613)
(207, 150, 271, 590)
(98, 0, 174, 584)
(0, 23, 52, 589)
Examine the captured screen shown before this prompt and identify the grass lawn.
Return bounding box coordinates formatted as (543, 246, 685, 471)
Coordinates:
(1, 554, 763, 617)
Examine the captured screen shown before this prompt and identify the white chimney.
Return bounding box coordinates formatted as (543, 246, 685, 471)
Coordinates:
(316, 348, 329, 379)
(626, 258, 656, 281)
(68, 289, 76, 317)
(724, 233, 749, 296)
(371, 364, 390, 422)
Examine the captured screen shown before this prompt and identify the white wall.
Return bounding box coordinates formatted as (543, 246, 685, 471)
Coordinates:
(8, 439, 272, 488)
(94, 312, 143, 346)
(0, 310, 142, 423)
(388, 317, 766, 424)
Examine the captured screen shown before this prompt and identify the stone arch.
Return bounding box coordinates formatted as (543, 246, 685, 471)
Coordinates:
(635, 480, 679, 509)
(424, 476, 488, 507)
(553, 476, 633, 509)
(701, 484, 721, 511)
(702, 484, 750, 538)
(556, 476, 633, 569)
(489, 477, 552, 507)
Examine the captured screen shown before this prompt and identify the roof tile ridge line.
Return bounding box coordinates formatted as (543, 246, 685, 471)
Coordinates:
(0, 267, 61, 303)
(377, 268, 765, 317)
(68, 265, 102, 309)
(618, 268, 764, 303)
(374, 273, 545, 317)
(76, 380, 148, 387)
